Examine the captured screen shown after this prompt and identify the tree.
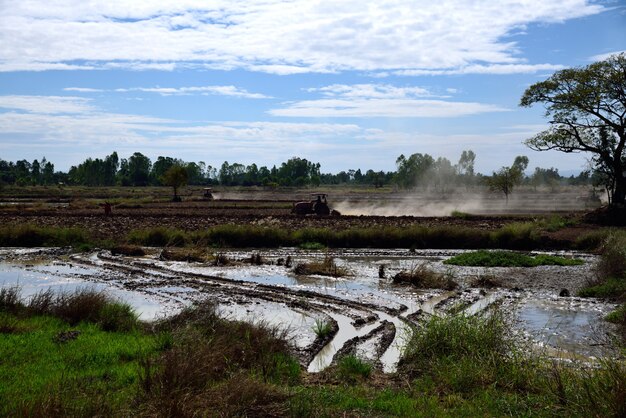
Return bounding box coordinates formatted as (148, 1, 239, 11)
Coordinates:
(520, 53, 626, 205)
(127, 152, 151, 186)
(487, 156, 528, 203)
(395, 153, 434, 189)
(161, 165, 188, 201)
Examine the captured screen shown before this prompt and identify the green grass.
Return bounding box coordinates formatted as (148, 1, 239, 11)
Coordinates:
(605, 304, 626, 324)
(3, 287, 626, 417)
(0, 314, 162, 416)
(299, 241, 327, 250)
(444, 250, 584, 267)
(578, 277, 626, 299)
(312, 318, 333, 338)
(0, 224, 91, 248)
(578, 231, 626, 302)
(125, 222, 553, 250)
(337, 355, 372, 383)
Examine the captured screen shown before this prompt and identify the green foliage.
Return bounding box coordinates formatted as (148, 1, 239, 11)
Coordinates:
(160, 164, 188, 199)
(605, 304, 626, 324)
(312, 318, 333, 338)
(444, 250, 584, 267)
(596, 231, 626, 279)
(392, 263, 458, 290)
(337, 355, 372, 383)
(521, 53, 626, 205)
(294, 256, 349, 277)
(486, 156, 528, 201)
(579, 231, 626, 301)
(578, 277, 626, 299)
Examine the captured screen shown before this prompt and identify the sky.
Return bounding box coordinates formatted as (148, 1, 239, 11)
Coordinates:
(0, 0, 625, 175)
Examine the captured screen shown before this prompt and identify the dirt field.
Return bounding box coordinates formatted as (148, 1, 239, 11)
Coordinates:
(0, 186, 604, 245)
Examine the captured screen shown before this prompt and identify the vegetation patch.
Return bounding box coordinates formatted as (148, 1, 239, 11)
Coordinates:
(578, 277, 626, 299)
(312, 318, 333, 338)
(159, 247, 206, 263)
(336, 355, 372, 384)
(0, 224, 90, 248)
(579, 231, 626, 301)
(0, 289, 158, 416)
(110, 244, 146, 257)
(470, 274, 503, 288)
(392, 263, 458, 290)
(444, 250, 584, 267)
(294, 256, 349, 277)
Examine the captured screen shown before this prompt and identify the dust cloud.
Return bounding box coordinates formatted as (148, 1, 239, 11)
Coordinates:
(332, 189, 596, 217)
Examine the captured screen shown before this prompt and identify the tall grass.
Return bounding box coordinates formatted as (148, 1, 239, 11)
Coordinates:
(137, 303, 299, 416)
(125, 223, 553, 250)
(1, 287, 138, 332)
(0, 224, 90, 248)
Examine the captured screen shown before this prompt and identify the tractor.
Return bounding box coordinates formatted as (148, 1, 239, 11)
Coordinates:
(202, 187, 214, 200)
(291, 193, 339, 216)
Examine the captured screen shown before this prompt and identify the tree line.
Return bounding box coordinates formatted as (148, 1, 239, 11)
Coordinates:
(0, 150, 595, 194)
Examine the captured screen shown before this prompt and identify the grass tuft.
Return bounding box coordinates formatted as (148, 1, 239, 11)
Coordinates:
(393, 263, 458, 290)
(312, 318, 333, 338)
(337, 355, 372, 383)
(294, 256, 349, 277)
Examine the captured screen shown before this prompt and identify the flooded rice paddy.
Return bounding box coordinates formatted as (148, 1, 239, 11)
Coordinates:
(0, 247, 618, 372)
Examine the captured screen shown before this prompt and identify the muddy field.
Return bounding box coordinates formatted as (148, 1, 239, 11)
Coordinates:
(0, 186, 619, 373)
(0, 247, 617, 374)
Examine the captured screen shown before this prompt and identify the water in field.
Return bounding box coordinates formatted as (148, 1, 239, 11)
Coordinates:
(0, 247, 617, 371)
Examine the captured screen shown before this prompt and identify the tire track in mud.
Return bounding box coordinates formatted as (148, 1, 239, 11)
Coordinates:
(68, 251, 505, 372)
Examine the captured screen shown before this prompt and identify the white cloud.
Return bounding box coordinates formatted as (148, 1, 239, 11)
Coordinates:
(589, 50, 626, 61)
(308, 84, 434, 99)
(270, 99, 507, 118)
(64, 85, 270, 98)
(393, 63, 565, 76)
(270, 83, 506, 118)
(64, 87, 105, 93)
(0, 1, 604, 73)
(0, 95, 96, 114)
(116, 85, 271, 98)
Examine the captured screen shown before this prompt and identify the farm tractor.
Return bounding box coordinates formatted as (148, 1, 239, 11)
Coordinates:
(291, 193, 340, 216)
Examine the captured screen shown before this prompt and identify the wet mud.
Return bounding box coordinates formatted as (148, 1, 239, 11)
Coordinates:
(0, 247, 619, 372)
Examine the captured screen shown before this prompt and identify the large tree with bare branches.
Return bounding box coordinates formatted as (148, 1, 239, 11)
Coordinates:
(520, 53, 626, 205)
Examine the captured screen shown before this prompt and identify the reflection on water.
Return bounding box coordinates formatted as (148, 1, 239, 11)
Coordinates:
(518, 299, 612, 358)
(0, 261, 170, 320)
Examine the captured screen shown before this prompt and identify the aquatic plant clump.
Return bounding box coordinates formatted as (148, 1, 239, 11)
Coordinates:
(443, 250, 584, 267)
(294, 256, 349, 277)
(392, 263, 458, 290)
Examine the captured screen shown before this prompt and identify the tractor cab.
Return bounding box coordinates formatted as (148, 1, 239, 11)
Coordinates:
(203, 188, 214, 200)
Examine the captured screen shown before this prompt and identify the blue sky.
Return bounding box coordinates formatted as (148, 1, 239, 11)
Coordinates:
(0, 0, 624, 175)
